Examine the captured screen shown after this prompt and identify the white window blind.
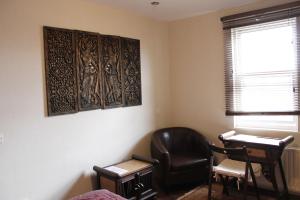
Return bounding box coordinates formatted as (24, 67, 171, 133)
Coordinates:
(222, 2, 300, 116)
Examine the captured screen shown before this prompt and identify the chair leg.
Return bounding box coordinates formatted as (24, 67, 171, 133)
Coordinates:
(208, 157, 214, 200)
(225, 176, 229, 194)
(249, 164, 260, 200)
(220, 175, 229, 196)
(243, 164, 249, 200)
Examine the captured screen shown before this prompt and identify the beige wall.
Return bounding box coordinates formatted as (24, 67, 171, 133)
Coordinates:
(1, 0, 300, 199)
(0, 0, 171, 199)
(169, 0, 300, 191)
(169, 0, 300, 145)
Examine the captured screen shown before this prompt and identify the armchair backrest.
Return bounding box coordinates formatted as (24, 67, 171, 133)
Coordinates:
(152, 127, 210, 157)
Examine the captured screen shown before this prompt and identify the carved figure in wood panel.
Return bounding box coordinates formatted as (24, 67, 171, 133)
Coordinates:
(121, 38, 142, 106)
(43, 27, 78, 115)
(76, 31, 102, 110)
(100, 35, 123, 108)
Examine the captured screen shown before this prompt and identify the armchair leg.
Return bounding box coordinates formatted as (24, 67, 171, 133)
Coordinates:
(164, 182, 171, 194)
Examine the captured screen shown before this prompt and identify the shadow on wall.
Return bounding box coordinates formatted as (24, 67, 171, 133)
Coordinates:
(61, 131, 155, 199)
(62, 173, 98, 200)
(126, 131, 154, 158)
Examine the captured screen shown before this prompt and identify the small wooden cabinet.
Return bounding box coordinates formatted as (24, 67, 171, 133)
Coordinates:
(93, 155, 158, 200)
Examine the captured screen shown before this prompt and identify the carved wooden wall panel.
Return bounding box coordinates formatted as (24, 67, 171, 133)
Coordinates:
(43, 26, 142, 116)
(121, 38, 142, 106)
(100, 35, 124, 108)
(43, 27, 78, 116)
(75, 31, 102, 111)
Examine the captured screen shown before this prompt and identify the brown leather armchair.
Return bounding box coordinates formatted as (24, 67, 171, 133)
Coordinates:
(151, 127, 210, 188)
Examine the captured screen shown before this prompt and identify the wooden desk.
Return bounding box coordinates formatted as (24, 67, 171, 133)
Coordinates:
(219, 131, 294, 200)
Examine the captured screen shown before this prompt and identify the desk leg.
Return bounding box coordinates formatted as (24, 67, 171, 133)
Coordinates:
(278, 158, 289, 200)
(270, 165, 281, 200)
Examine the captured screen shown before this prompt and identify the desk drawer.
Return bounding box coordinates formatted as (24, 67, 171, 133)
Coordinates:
(247, 148, 266, 158)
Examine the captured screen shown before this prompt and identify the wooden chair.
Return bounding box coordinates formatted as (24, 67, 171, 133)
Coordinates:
(208, 144, 260, 200)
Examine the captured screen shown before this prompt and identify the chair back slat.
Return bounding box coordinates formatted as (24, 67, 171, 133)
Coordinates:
(209, 144, 248, 162)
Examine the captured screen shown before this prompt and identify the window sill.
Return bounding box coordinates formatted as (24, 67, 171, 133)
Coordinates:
(234, 126, 298, 133)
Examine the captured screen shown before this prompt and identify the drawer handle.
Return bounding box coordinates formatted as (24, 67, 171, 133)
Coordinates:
(134, 183, 144, 192)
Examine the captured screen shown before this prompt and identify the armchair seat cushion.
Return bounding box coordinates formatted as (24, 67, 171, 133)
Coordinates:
(171, 153, 208, 171)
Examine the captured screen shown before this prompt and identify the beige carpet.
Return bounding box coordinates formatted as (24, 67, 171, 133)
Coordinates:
(176, 185, 274, 200)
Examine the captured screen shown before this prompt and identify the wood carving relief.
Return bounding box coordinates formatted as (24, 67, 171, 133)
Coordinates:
(121, 38, 142, 106)
(76, 31, 102, 111)
(43, 27, 78, 116)
(43, 26, 142, 116)
(100, 36, 123, 108)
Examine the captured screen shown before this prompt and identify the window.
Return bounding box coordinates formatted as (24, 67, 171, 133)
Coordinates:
(222, 2, 300, 131)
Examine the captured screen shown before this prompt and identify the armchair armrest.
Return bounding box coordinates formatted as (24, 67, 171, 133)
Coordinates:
(151, 136, 171, 171)
(132, 154, 159, 166)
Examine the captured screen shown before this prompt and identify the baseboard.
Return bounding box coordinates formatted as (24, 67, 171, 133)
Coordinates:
(248, 185, 300, 199)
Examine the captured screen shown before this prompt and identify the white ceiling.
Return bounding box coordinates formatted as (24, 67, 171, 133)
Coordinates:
(93, 0, 258, 21)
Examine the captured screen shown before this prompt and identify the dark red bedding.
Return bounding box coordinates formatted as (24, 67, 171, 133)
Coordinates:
(70, 189, 127, 200)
